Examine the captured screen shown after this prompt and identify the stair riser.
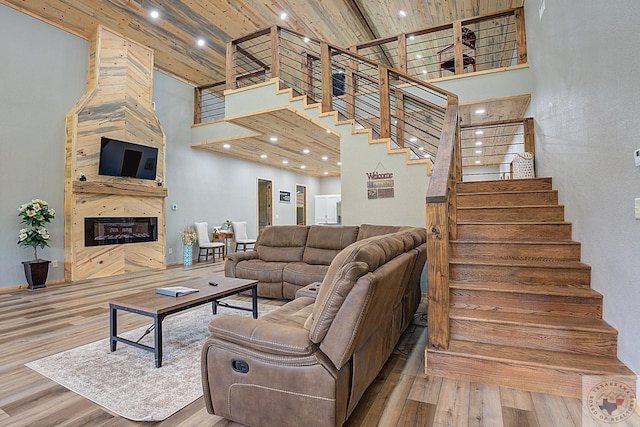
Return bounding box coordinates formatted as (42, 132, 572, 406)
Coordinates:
(450, 319, 618, 357)
(457, 178, 553, 194)
(458, 191, 558, 207)
(450, 264, 591, 286)
(450, 242, 581, 261)
(426, 350, 583, 398)
(456, 223, 572, 241)
(451, 289, 603, 318)
(457, 206, 565, 222)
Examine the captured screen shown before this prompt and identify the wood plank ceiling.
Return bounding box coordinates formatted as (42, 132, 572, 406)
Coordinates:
(2, 0, 527, 175)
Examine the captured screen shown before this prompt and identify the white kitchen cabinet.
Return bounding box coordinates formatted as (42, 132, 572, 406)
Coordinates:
(315, 194, 341, 225)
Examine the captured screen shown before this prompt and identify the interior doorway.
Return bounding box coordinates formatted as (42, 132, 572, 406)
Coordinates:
(295, 184, 307, 225)
(257, 178, 273, 232)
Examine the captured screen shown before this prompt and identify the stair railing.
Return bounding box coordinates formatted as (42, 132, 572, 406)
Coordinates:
(224, 25, 461, 350)
(225, 25, 457, 164)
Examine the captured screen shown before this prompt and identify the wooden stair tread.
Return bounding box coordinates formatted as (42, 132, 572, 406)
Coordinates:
(449, 307, 616, 333)
(458, 204, 564, 210)
(453, 239, 579, 245)
(428, 340, 635, 376)
(457, 220, 571, 225)
(450, 258, 590, 269)
(450, 280, 602, 298)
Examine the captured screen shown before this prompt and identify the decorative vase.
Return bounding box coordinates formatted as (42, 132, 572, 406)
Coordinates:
(22, 259, 51, 290)
(183, 244, 193, 266)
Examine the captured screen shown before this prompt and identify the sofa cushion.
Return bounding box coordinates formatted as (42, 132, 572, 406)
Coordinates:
(256, 225, 309, 262)
(302, 225, 359, 265)
(356, 224, 401, 241)
(235, 259, 288, 283)
(283, 262, 330, 287)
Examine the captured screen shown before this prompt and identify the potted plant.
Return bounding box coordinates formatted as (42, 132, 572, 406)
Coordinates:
(17, 199, 56, 289)
(181, 225, 197, 266)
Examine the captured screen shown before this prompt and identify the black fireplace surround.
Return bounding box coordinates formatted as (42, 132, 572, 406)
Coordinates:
(85, 217, 158, 247)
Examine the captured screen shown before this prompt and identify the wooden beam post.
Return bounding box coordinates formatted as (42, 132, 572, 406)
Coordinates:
(226, 40, 236, 90)
(193, 87, 202, 125)
(515, 7, 528, 65)
(398, 34, 407, 73)
(270, 26, 281, 84)
(378, 66, 390, 139)
(453, 21, 464, 75)
(320, 43, 333, 113)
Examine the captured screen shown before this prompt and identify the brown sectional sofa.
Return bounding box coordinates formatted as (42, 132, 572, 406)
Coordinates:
(202, 226, 426, 427)
(224, 223, 406, 299)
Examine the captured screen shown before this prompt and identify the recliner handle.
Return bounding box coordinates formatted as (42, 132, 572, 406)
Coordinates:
(231, 359, 249, 373)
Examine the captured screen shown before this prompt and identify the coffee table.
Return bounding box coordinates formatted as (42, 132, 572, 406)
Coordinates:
(109, 276, 258, 367)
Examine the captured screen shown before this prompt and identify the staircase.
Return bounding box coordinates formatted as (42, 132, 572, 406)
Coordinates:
(426, 177, 635, 397)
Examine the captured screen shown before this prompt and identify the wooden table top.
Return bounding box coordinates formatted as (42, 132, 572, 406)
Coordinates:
(108, 276, 257, 314)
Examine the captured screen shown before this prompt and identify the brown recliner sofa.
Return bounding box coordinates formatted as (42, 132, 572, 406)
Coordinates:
(224, 223, 407, 299)
(201, 227, 426, 427)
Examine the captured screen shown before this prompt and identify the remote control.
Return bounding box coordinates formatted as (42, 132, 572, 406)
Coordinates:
(209, 281, 218, 286)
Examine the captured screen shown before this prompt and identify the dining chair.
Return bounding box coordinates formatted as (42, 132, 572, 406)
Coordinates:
(231, 221, 256, 252)
(194, 222, 225, 262)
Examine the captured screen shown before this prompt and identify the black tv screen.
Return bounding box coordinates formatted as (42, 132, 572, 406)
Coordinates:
(98, 137, 158, 180)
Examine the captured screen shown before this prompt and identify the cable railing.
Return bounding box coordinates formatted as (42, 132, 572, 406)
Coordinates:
(460, 118, 535, 181)
(352, 7, 526, 82)
(194, 81, 226, 123)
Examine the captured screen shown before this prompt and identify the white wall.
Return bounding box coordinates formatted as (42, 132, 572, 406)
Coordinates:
(0, 4, 88, 286)
(524, 0, 640, 383)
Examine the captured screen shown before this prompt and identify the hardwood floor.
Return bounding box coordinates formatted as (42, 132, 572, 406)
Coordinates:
(1, 262, 638, 426)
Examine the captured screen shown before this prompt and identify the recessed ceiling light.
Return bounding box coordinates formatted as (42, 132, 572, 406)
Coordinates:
(409, 137, 417, 142)
(260, 154, 267, 159)
(418, 147, 425, 151)
(337, 162, 342, 166)
(326, 129, 331, 133)
(475, 130, 484, 135)
(399, 10, 407, 17)
(300, 165, 306, 169)
(303, 37, 310, 43)
(475, 160, 481, 164)
(416, 54, 422, 59)
(409, 35, 415, 40)
(282, 160, 289, 164)
(223, 143, 230, 148)
(321, 155, 328, 160)
(475, 150, 482, 154)
(475, 141, 483, 146)
(422, 70, 427, 74)
(270, 136, 278, 142)
(474, 108, 486, 115)
(150, 10, 159, 19)
(197, 38, 206, 47)
(425, 154, 431, 158)
(280, 12, 288, 20)
(324, 171, 329, 175)
(302, 149, 310, 154)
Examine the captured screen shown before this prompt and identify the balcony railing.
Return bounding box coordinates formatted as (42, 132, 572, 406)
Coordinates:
(352, 7, 527, 82)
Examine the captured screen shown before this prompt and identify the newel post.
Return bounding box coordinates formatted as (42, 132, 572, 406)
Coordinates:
(426, 200, 451, 349)
(226, 40, 237, 90)
(270, 26, 281, 81)
(378, 66, 391, 139)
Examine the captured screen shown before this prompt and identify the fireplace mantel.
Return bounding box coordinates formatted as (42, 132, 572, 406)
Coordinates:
(73, 181, 168, 197)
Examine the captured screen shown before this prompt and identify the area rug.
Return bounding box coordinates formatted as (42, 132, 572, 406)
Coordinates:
(26, 300, 276, 422)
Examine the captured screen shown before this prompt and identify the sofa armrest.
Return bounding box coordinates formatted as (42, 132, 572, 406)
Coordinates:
(295, 282, 323, 300)
(207, 315, 316, 357)
(224, 250, 259, 277)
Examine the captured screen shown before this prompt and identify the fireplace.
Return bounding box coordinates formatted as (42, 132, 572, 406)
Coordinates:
(85, 217, 158, 247)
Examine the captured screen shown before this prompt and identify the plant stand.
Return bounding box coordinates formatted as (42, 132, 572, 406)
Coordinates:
(22, 260, 51, 290)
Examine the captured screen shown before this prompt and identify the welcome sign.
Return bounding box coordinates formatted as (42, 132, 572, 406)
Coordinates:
(366, 163, 394, 199)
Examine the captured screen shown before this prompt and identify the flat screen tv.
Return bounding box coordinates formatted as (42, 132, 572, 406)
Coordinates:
(98, 137, 158, 180)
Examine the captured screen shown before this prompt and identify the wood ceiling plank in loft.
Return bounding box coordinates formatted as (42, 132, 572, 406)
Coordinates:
(227, 107, 340, 154)
(192, 134, 340, 178)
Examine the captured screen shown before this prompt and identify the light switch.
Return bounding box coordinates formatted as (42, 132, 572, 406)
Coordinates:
(635, 198, 640, 219)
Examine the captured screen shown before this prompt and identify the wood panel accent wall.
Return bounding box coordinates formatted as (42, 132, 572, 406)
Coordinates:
(64, 26, 167, 282)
